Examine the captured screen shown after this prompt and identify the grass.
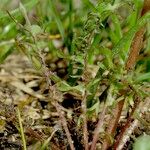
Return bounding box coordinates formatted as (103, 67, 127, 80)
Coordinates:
(0, 0, 150, 150)
(16, 107, 27, 150)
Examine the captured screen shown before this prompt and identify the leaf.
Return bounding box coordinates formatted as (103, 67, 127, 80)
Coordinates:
(16, 107, 27, 150)
(135, 72, 150, 81)
(87, 78, 101, 93)
(56, 49, 70, 59)
(50, 74, 62, 83)
(134, 0, 144, 11)
(127, 11, 138, 28)
(106, 85, 115, 106)
(109, 29, 119, 45)
(0, 46, 14, 63)
(57, 81, 85, 94)
(127, 93, 134, 107)
(111, 14, 122, 39)
(82, 0, 97, 12)
(73, 54, 84, 65)
(87, 101, 100, 115)
(41, 137, 51, 150)
(30, 25, 43, 36)
(0, 0, 39, 19)
(99, 47, 113, 68)
(112, 12, 150, 58)
(48, 0, 65, 41)
(72, 85, 85, 94)
(96, 2, 124, 20)
(133, 135, 150, 150)
(31, 55, 42, 70)
(57, 81, 72, 92)
(19, 2, 31, 26)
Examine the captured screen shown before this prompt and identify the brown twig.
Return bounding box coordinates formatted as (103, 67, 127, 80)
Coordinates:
(82, 91, 89, 150)
(39, 51, 75, 150)
(117, 97, 150, 150)
(52, 101, 75, 150)
(90, 103, 107, 150)
(102, 0, 149, 149)
(113, 96, 140, 149)
(102, 100, 124, 150)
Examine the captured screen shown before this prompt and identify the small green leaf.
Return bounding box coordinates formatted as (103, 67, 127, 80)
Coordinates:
(87, 101, 100, 115)
(56, 50, 70, 59)
(127, 93, 134, 107)
(112, 12, 150, 59)
(19, 2, 31, 26)
(31, 55, 42, 70)
(0, 46, 14, 63)
(30, 25, 42, 36)
(82, 0, 97, 12)
(133, 135, 150, 150)
(87, 78, 101, 93)
(134, 0, 144, 11)
(57, 81, 85, 94)
(99, 47, 113, 68)
(135, 72, 150, 81)
(57, 81, 72, 92)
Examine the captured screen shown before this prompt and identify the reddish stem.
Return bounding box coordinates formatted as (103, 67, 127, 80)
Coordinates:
(102, 0, 149, 149)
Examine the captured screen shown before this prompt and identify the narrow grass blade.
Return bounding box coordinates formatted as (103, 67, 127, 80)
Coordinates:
(48, 0, 65, 41)
(16, 107, 27, 150)
(112, 12, 150, 58)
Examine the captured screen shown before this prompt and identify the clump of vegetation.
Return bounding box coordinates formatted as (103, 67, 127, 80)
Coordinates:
(0, 0, 150, 150)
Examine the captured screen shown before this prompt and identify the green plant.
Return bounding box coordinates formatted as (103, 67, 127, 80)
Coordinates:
(0, 0, 150, 150)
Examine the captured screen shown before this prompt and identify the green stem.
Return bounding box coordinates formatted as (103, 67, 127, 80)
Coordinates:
(16, 107, 27, 150)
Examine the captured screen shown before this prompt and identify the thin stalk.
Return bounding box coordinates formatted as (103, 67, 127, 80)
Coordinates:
(52, 101, 75, 150)
(102, 100, 124, 150)
(82, 91, 89, 150)
(117, 97, 150, 150)
(113, 96, 140, 149)
(39, 51, 75, 150)
(68, 0, 73, 54)
(67, 0, 74, 78)
(16, 107, 27, 150)
(41, 129, 57, 150)
(102, 1, 149, 149)
(90, 103, 107, 150)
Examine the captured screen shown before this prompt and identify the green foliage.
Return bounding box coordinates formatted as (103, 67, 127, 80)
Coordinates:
(48, 0, 65, 41)
(0, 0, 150, 149)
(133, 135, 150, 150)
(0, 0, 39, 20)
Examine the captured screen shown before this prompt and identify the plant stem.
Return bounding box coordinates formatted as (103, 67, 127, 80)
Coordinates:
(90, 103, 107, 150)
(102, 100, 124, 150)
(52, 101, 75, 150)
(113, 96, 140, 149)
(39, 51, 75, 150)
(68, 0, 73, 54)
(102, 0, 149, 149)
(16, 107, 27, 150)
(116, 97, 150, 150)
(82, 91, 89, 150)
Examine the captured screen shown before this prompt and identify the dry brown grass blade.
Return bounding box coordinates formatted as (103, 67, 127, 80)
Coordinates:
(10, 80, 45, 99)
